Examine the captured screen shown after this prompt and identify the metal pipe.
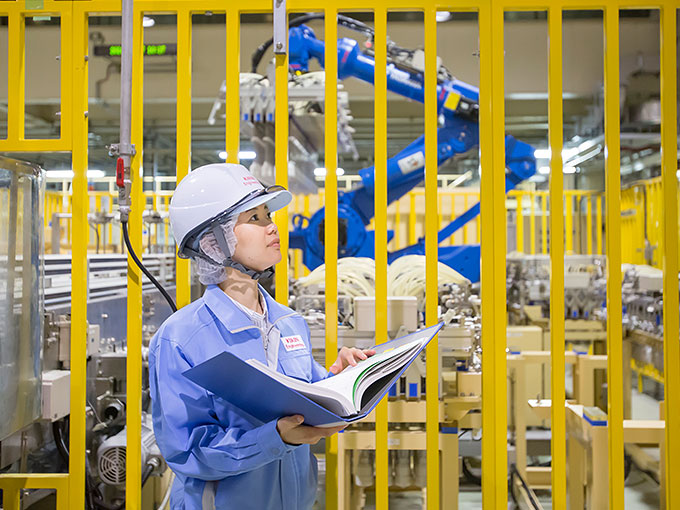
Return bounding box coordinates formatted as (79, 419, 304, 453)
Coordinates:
(118, 0, 135, 222)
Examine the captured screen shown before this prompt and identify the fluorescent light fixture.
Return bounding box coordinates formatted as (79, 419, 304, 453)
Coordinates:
(633, 161, 644, 172)
(238, 150, 257, 160)
(313, 167, 344, 177)
(534, 147, 579, 160)
(436, 12, 452, 22)
(142, 16, 155, 28)
(45, 169, 105, 179)
(529, 175, 546, 182)
(538, 166, 551, 175)
(218, 150, 258, 161)
(563, 165, 577, 174)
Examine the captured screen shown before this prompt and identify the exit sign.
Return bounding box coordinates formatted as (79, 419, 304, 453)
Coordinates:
(94, 43, 177, 57)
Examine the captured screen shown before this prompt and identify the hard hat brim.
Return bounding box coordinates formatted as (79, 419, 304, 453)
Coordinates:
(231, 188, 292, 217)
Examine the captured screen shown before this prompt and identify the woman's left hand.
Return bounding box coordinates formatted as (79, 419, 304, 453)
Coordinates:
(328, 347, 377, 375)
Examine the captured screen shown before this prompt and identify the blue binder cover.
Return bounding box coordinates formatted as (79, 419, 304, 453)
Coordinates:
(183, 322, 444, 426)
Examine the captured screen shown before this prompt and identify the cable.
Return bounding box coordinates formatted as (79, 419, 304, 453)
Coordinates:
(156, 472, 176, 510)
(122, 220, 177, 313)
(251, 13, 375, 73)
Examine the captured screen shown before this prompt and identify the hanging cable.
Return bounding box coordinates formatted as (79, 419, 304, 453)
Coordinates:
(122, 220, 177, 312)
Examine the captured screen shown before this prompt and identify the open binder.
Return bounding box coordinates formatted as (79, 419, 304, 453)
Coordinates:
(183, 322, 443, 426)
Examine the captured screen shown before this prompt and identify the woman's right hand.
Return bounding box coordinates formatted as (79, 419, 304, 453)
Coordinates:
(276, 415, 346, 445)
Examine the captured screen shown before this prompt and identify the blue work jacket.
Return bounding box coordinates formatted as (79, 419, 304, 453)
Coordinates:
(148, 284, 328, 510)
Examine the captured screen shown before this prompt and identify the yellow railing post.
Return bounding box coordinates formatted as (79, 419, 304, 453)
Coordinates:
(596, 194, 603, 254)
(324, 7, 339, 510)
(175, 3, 193, 307)
(516, 191, 524, 253)
(373, 8, 388, 509)
(424, 9, 440, 510)
(586, 194, 593, 255)
(541, 192, 548, 255)
(529, 191, 536, 254)
(274, 7, 290, 306)
(548, 7, 566, 507)
(565, 191, 573, 253)
(69, 3, 88, 509)
(479, 2, 507, 508)
(604, 6, 625, 506)
(125, 6, 145, 509)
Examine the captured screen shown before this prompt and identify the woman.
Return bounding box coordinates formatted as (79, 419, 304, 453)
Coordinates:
(149, 163, 374, 510)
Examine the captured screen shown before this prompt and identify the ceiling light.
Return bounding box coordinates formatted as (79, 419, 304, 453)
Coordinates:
(563, 165, 577, 174)
(538, 166, 551, 175)
(313, 167, 344, 178)
(142, 16, 155, 28)
(218, 150, 258, 161)
(238, 150, 257, 160)
(633, 161, 644, 172)
(436, 12, 452, 22)
(529, 175, 546, 182)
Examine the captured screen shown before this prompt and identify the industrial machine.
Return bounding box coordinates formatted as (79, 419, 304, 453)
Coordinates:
(237, 17, 537, 282)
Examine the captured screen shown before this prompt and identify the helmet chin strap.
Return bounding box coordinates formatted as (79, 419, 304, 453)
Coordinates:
(211, 224, 274, 280)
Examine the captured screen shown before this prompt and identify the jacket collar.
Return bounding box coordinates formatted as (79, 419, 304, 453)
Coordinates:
(203, 284, 295, 334)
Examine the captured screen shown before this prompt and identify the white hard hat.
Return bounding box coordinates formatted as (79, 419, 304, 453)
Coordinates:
(169, 163, 292, 259)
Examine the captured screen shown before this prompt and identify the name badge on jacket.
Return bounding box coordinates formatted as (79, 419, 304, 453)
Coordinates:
(281, 335, 306, 352)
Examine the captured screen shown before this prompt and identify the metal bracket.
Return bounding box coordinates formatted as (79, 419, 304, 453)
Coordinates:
(273, 0, 287, 54)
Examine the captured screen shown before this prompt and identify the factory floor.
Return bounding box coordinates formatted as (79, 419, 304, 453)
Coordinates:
(320, 386, 663, 510)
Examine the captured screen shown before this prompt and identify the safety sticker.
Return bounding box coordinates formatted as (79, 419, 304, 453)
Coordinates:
(281, 335, 306, 352)
(397, 151, 425, 174)
(243, 175, 259, 186)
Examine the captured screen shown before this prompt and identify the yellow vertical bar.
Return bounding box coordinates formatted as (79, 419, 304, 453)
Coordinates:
(7, 11, 25, 142)
(408, 191, 416, 245)
(424, 9, 440, 510)
(69, 4, 88, 510)
(516, 192, 524, 253)
(95, 194, 102, 251)
(565, 192, 573, 253)
(176, 8, 191, 307)
(226, 10, 240, 166)
(480, 2, 507, 508)
(303, 194, 310, 276)
(60, 2, 73, 148)
(530, 192, 536, 254)
(108, 194, 114, 249)
(324, 8, 339, 510)
(660, 4, 679, 506)
(586, 194, 593, 255)
(604, 6, 624, 507)
(541, 193, 547, 254)
(373, 8, 388, 509)
(462, 194, 468, 244)
(125, 8, 144, 510)
(274, 10, 289, 306)
(163, 196, 169, 248)
(548, 7, 566, 507)
(596, 195, 603, 254)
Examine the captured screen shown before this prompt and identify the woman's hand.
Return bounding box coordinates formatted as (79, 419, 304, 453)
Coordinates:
(276, 415, 346, 445)
(328, 347, 377, 375)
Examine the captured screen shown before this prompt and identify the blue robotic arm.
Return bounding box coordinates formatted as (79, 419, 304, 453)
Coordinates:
(287, 25, 536, 282)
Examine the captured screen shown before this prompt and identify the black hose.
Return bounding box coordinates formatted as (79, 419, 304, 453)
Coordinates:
(251, 13, 375, 73)
(122, 220, 177, 313)
(509, 464, 542, 510)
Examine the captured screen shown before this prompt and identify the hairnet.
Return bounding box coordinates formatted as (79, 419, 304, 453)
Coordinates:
(195, 219, 238, 285)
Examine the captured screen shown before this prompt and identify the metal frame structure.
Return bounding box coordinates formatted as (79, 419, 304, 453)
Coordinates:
(0, 2, 677, 510)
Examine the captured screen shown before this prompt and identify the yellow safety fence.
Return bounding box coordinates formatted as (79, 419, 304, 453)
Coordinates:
(0, 2, 677, 510)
